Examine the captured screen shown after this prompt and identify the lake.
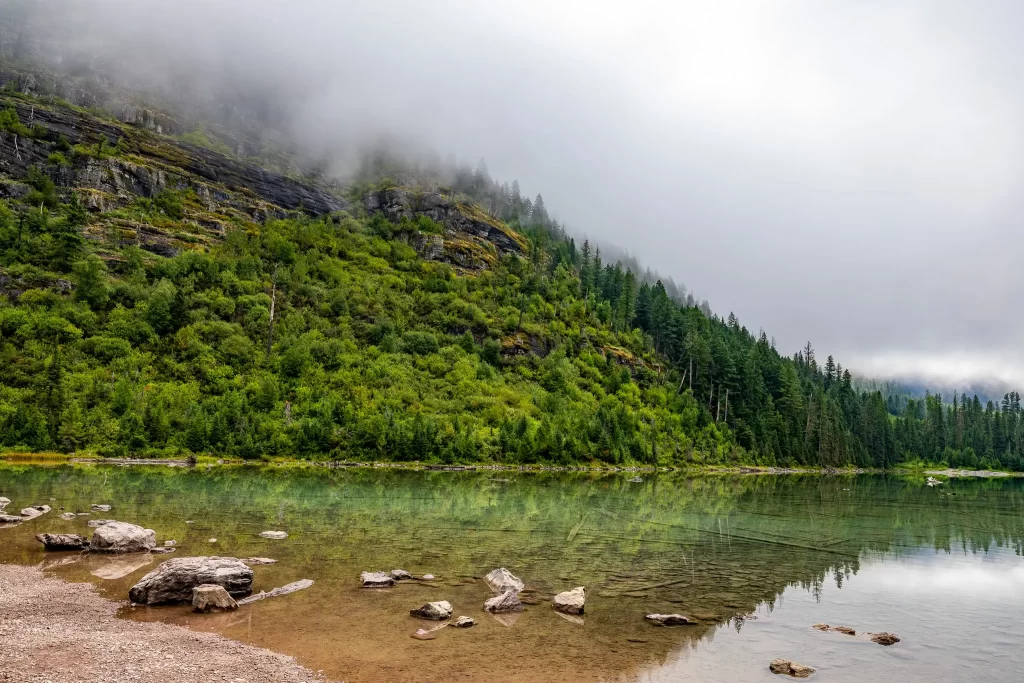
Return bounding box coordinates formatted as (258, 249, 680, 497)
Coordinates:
(1, 464, 1022, 682)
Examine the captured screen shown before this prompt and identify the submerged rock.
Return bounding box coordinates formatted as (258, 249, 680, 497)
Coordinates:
(87, 519, 117, 528)
(870, 632, 900, 646)
(237, 579, 314, 605)
(360, 571, 395, 588)
(259, 530, 288, 540)
(150, 547, 176, 555)
(391, 569, 413, 581)
(192, 584, 238, 612)
(813, 623, 855, 635)
(35, 533, 90, 551)
(91, 504, 112, 512)
(553, 586, 585, 615)
(91, 522, 156, 554)
(0, 514, 23, 524)
(410, 600, 453, 620)
(484, 591, 524, 613)
(453, 616, 475, 628)
(769, 659, 815, 678)
(59, 512, 77, 521)
(484, 568, 524, 594)
(129, 556, 253, 605)
(244, 557, 278, 565)
(645, 613, 694, 626)
(88, 553, 154, 580)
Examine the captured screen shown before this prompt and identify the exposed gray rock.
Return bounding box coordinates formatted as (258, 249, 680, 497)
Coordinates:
(59, 512, 77, 521)
(244, 557, 278, 566)
(237, 579, 313, 606)
(164, 540, 176, 547)
(391, 569, 413, 581)
(553, 586, 585, 614)
(129, 556, 253, 605)
(453, 616, 475, 628)
(20, 505, 51, 519)
(484, 568, 524, 594)
(35, 533, 90, 550)
(192, 584, 238, 612)
(258, 530, 288, 540)
(645, 613, 694, 626)
(90, 522, 156, 553)
(769, 659, 816, 677)
(0, 496, 9, 510)
(87, 519, 117, 528)
(484, 591, 524, 613)
(150, 547, 176, 555)
(360, 571, 395, 588)
(91, 504, 112, 512)
(410, 601, 453, 620)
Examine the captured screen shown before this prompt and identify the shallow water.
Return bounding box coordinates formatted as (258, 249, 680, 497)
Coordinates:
(1, 464, 1022, 682)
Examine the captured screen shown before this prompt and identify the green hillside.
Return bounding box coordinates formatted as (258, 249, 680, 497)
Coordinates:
(1, 90, 1023, 469)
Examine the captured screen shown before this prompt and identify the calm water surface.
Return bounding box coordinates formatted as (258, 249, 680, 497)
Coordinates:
(1, 464, 1022, 682)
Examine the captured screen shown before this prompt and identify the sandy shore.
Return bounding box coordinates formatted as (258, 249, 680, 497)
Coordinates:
(0, 563, 330, 683)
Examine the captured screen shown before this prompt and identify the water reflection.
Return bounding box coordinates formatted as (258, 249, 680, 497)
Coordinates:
(0, 465, 1022, 682)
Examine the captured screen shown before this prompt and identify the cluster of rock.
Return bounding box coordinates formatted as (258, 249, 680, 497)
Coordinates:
(359, 569, 422, 587)
(813, 623, 900, 646)
(645, 613, 695, 626)
(483, 567, 525, 614)
(770, 659, 816, 678)
(0, 503, 51, 524)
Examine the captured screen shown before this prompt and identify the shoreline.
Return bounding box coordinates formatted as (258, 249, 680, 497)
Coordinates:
(2, 454, 1021, 478)
(0, 562, 330, 683)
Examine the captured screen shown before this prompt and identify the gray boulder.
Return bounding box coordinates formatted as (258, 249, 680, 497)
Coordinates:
(129, 556, 253, 605)
(410, 600, 453, 620)
(484, 567, 524, 594)
(553, 586, 585, 614)
(91, 522, 156, 553)
(360, 571, 395, 588)
(259, 530, 288, 539)
(35, 533, 90, 550)
(453, 616, 476, 628)
(484, 590, 524, 613)
(192, 584, 238, 612)
(91, 504, 112, 512)
(645, 613, 694, 626)
(391, 569, 413, 581)
(20, 505, 51, 519)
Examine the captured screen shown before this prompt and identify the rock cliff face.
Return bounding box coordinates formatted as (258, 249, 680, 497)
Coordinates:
(366, 187, 526, 271)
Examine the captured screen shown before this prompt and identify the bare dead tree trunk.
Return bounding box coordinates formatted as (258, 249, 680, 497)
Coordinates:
(716, 385, 721, 422)
(689, 358, 693, 391)
(677, 370, 688, 394)
(266, 266, 279, 356)
(29, 105, 34, 124)
(13, 134, 22, 161)
(724, 389, 729, 423)
(284, 400, 292, 426)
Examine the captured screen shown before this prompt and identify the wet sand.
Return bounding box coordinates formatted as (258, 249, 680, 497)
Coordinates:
(0, 563, 331, 683)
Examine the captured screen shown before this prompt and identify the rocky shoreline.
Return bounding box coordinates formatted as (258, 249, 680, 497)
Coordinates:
(0, 563, 329, 683)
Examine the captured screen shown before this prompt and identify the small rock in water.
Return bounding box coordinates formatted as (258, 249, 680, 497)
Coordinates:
(87, 519, 116, 528)
(244, 557, 278, 565)
(870, 632, 900, 646)
(645, 613, 694, 626)
(769, 659, 815, 678)
(0, 515, 23, 524)
(208, 538, 217, 543)
(192, 584, 239, 612)
(410, 600, 453, 620)
(484, 590, 524, 613)
(629, 476, 643, 483)
(483, 568, 524, 594)
(0, 497, 10, 510)
(259, 530, 288, 540)
(453, 616, 475, 628)
(91, 504, 112, 512)
(421, 574, 435, 580)
(59, 512, 77, 521)
(812, 623, 829, 631)
(411, 628, 436, 640)
(360, 571, 395, 588)
(35, 533, 90, 551)
(834, 626, 856, 636)
(20, 505, 51, 519)
(150, 547, 176, 555)
(164, 540, 176, 547)
(391, 569, 413, 581)
(90, 522, 156, 554)
(553, 586, 585, 615)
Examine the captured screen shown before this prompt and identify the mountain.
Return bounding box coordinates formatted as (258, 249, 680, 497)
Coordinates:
(1, 68, 1023, 469)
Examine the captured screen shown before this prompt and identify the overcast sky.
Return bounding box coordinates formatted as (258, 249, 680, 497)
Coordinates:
(25, 0, 1024, 387)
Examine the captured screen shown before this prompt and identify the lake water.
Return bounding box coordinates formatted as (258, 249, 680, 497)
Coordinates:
(1, 464, 1023, 682)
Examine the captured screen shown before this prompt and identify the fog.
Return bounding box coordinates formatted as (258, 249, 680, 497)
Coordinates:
(8, 0, 1024, 388)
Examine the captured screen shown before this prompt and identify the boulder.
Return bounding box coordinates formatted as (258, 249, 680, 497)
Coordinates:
(128, 556, 253, 605)
(35, 533, 90, 551)
(360, 571, 395, 588)
(91, 522, 156, 553)
(20, 505, 51, 519)
(391, 569, 413, 581)
(87, 519, 117, 528)
(192, 584, 238, 612)
(484, 590, 524, 613)
(453, 616, 475, 628)
(0, 497, 9, 510)
(91, 504, 112, 512)
(244, 557, 278, 565)
(0, 514, 23, 524)
(769, 659, 815, 678)
(645, 613, 694, 626)
(259, 530, 288, 540)
(553, 586, 585, 614)
(164, 540, 176, 547)
(410, 601, 453, 620)
(484, 568, 524, 594)
(870, 632, 900, 646)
